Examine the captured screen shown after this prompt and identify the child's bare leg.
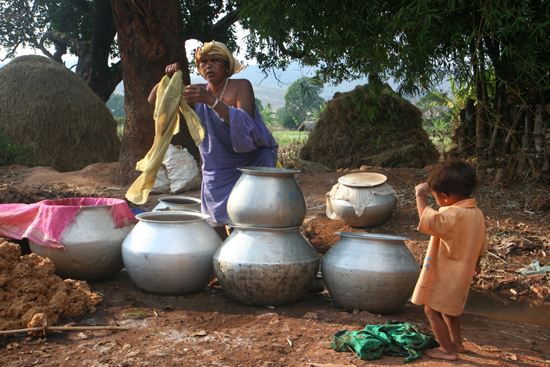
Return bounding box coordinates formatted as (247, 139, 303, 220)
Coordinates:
(443, 313, 465, 352)
(424, 306, 458, 361)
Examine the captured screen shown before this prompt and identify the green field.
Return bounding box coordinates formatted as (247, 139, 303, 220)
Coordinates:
(272, 130, 309, 146)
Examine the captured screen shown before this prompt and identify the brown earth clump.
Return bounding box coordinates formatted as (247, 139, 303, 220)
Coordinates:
(0, 239, 103, 332)
(0, 55, 120, 172)
(300, 84, 440, 169)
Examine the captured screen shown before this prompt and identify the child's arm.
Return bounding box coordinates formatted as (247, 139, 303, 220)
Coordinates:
(415, 183, 430, 218)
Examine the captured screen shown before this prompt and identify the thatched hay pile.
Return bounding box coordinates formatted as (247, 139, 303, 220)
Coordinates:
(300, 84, 439, 169)
(0, 55, 120, 172)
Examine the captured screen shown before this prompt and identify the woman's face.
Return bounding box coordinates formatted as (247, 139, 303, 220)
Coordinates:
(199, 55, 228, 83)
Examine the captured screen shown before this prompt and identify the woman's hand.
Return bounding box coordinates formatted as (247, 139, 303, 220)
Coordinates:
(165, 62, 181, 77)
(182, 84, 217, 107)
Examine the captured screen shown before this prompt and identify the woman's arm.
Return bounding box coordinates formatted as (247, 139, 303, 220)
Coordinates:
(148, 63, 182, 105)
(234, 79, 256, 119)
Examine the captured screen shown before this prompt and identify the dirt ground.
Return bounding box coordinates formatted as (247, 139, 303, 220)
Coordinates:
(0, 162, 549, 367)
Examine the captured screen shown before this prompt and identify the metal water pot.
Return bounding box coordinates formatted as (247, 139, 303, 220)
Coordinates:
(326, 172, 397, 228)
(226, 167, 307, 228)
(153, 196, 201, 212)
(322, 232, 420, 314)
(29, 204, 134, 281)
(213, 226, 320, 306)
(121, 211, 222, 295)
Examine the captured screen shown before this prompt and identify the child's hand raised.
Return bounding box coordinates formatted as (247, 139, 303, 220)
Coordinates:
(415, 183, 430, 198)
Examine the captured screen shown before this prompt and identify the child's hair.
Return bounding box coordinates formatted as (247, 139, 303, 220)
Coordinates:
(427, 158, 477, 198)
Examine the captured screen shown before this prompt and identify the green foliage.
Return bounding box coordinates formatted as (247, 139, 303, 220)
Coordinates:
(115, 117, 125, 138)
(107, 93, 126, 118)
(0, 130, 33, 166)
(282, 77, 325, 129)
(259, 103, 277, 126)
(272, 130, 307, 147)
(241, 0, 550, 100)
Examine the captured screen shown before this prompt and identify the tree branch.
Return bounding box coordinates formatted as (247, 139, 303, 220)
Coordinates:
(46, 30, 88, 56)
(183, 9, 239, 42)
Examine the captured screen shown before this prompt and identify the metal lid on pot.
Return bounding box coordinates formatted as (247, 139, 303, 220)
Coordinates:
(338, 172, 387, 188)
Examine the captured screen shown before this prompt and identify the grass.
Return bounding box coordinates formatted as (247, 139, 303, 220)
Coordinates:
(272, 130, 309, 146)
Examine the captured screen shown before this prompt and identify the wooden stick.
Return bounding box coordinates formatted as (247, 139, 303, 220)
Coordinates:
(499, 330, 533, 343)
(0, 325, 128, 336)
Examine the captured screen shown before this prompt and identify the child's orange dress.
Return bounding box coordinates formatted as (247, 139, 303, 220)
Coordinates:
(411, 198, 487, 316)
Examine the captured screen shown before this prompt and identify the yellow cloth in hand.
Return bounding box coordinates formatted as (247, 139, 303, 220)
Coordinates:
(126, 71, 203, 204)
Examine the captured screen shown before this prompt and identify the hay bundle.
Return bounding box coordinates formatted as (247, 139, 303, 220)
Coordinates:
(300, 84, 439, 169)
(0, 55, 120, 172)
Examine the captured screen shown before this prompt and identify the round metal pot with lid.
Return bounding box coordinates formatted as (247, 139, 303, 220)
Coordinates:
(153, 196, 201, 212)
(326, 172, 397, 228)
(213, 225, 319, 306)
(121, 211, 222, 295)
(321, 232, 420, 314)
(226, 167, 306, 228)
(29, 201, 134, 282)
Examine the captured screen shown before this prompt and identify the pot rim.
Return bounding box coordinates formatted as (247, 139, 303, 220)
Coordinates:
(136, 211, 211, 223)
(238, 166, 300, 176)
(157, 196, 201, 204)
(336, 232, 409, 242)
(228, 224, 302, 232)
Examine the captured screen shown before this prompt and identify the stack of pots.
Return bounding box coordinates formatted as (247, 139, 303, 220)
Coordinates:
(213, 167, 320, 306)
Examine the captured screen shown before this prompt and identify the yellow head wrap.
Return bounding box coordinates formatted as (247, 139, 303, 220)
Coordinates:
(195, 41, 244, 78)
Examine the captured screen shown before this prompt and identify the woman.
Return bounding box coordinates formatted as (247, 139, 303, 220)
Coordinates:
(149, 41, 278, 239)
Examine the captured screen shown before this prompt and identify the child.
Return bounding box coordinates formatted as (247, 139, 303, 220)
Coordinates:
(412, 158, 487, 361)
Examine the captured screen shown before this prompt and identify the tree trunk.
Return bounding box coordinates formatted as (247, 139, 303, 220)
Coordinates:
(48, 0, 121, 102)
(111, 0, 191, 184)
(81, 0, 121, 102)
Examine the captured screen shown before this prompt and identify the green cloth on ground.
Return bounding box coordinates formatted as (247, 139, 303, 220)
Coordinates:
(331, 320, 438, 362)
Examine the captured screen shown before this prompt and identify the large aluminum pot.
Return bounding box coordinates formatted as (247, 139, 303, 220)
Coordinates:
(121, 211, 221, 295)
(29, 205, 134, 281)
(213, 226, 319, 306)
(322, 232, 420, 314)
(226, 167, 306, 228)
(153, 196, 201, 212)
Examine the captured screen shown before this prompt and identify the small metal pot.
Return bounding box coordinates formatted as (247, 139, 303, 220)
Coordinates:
(326, 172, 397, 228)
(122, 211, 222, 295)
(153, 196, 201, 212)
(227, 167, 307, 228)
(328, 191, 397, 227)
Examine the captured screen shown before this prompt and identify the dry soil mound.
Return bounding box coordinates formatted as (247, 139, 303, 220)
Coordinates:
(300, 84, 439, 169)
(0, 55, 120, 172)
(0, 239, 103, 332)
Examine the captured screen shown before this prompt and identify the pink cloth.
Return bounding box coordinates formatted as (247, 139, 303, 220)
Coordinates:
(0, 197, 137, 249)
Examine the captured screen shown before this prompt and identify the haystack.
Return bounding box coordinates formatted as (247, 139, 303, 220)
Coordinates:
(0, 55, 120, 172)
(300, 84, 439, 169)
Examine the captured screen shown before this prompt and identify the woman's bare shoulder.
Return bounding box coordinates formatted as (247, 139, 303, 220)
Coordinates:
(231, 78, 253, 88)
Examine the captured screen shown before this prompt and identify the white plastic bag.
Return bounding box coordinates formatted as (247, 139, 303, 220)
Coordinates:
(163, 144, 201, 193)
(150, 165, 171, 194)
